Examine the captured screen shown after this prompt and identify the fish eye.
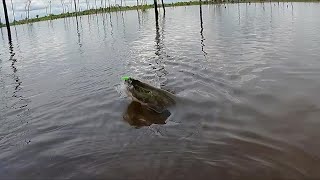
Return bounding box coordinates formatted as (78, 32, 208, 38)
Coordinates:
(124, 79, 132, 84)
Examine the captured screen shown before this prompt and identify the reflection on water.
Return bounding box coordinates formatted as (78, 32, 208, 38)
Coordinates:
(199, 2, 207, 57)
(154, 13, 169, 85)
(75, 16, 82, 48)
(238, 3, 241, 24)
(2, 40, 31, 148)
(0, 28, 4, 42)
(123, 101, 170, 127)
(155, 17, 161, 56)
(137, 9, 141, 27)
(1, 3, 320, 179)
(109, 13, 114, 37)
(8, 43, 20, 93)
(121, 12, 126, 37)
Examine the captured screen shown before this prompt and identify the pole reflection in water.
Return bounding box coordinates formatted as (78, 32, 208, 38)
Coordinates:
(137, 9, 141, 28)
(8, 41, 24, 101)
(102, 13, 107, 41)
(109, 13, 114, 38)
(123, 101, 170, 128)
(96, 14, 101, 38)
(155, 18, 160, 56)
(13, 27, 22, 53)
(121, 12, 126, 37)
(0, 27, 4, 42)
(154, 13, 169, 86)
(27, 24, 35, 40)
(238, 3, 241, 25)
(75, 16, 82, 48)
(270, 2, 273, 23)
(291, 3, 294, 22)
(96, 14, 102, 37)
(199, 2, 207, 57)
(8, 41, 31, 143)
(9, 42, 17, 74)
(49, 19, 54, 30)
(63, 17, 69, 33)
(88, 14, 92, 34)
(9, 43, 21, 98)
(116, 11, 119, 29)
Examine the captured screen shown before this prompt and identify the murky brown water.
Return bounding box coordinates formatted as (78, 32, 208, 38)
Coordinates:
(1, 3, 320, 179)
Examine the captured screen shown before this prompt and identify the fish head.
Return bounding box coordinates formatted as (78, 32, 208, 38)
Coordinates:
(124, 77, 140, 94)
(123, 78, 143, 100)
(124, 77, 134, 91)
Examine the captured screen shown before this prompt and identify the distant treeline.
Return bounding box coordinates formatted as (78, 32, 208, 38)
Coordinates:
(0, 0, 319, 28)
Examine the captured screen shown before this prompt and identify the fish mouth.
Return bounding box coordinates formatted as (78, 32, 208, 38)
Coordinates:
(124, 78, 133, 90)
(124, 82, 135, 99)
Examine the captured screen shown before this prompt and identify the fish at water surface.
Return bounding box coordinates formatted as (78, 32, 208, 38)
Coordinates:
(123, 77, 176, 113)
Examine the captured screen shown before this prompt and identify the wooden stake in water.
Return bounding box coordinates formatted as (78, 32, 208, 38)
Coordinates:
(161, 0, 165, 14)
(1, 0, 12, 42)
(154, 0, 158, 21)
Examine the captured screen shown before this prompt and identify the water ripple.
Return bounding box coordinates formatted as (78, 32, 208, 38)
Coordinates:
(1, 3, 320, 179)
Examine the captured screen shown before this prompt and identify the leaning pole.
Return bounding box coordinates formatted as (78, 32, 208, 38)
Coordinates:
(2, 0, 12, 42)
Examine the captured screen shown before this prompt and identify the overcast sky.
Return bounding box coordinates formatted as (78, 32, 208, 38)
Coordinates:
(0, 0, 171, 22)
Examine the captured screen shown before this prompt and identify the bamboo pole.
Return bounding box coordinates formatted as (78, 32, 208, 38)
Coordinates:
(1, 0, 12, 42)
(154, 0, 158, 20)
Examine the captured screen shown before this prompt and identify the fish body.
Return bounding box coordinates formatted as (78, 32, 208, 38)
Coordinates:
(124, 78, 175, 113)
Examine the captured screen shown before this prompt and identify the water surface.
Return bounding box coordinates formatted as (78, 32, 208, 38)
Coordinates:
(1, 3, 320, 179)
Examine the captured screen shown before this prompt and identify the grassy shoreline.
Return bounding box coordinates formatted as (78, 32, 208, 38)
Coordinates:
(0, 0, 319, 28)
